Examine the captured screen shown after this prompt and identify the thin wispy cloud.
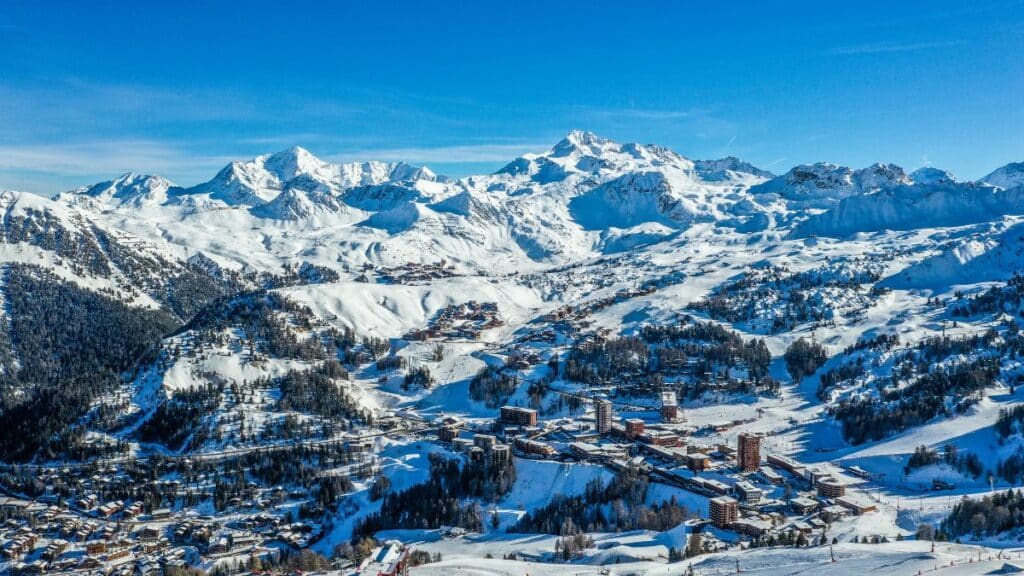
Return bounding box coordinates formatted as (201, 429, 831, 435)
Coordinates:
(0, 79, 463, 143)
(831, 40, 964, 55)
(0, 140, 233, 192)
(0, 80, 257, 130)
(570, 105, 701, 121)
(326, 142, 549, 165)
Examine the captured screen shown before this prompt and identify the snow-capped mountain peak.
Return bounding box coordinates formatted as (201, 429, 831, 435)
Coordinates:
(388, 162, 438, 183)
(749, 162, 856, 206)
(750, 161, 911, 208)
(550, 129, 619, 158)
(84, 172, 175, 196)
(35, 136, 1024, 287)
(980, 161, 1024, 190)
(496, 130, 695, 182)
(179, 158, 284, 207)
(852, 162, 912, 191)
(262, 145, 329, 182)
(335, 160, 437, 188)
(693, 157, 774, 181)
(910, 166, 957, 185)
(180, 147, 438, 208)
(60, 172, 176, 208)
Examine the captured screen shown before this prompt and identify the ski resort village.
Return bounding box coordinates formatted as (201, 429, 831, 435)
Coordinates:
(3, 131, 1024, 576)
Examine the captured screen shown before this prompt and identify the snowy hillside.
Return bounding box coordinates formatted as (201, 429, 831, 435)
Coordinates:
(793, 182, 1024, 238)
(0, 189, 232, 312)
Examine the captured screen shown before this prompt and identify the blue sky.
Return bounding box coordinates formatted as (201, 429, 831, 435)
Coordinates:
(1, 0, 1022, 194)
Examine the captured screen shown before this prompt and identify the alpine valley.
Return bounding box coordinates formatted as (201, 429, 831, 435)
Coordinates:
(4, 131, 1024, 575)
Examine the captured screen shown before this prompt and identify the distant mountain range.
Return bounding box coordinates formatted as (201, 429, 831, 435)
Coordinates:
(0, 130, 1002, 291)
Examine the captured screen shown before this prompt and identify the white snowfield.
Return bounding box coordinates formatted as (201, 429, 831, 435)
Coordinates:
(400, 540, 1024, 575)
(4, 130, 1024, 573)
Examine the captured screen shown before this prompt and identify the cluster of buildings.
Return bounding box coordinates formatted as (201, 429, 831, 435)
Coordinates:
(590, 394, 688, 449)
(695, 439, 879, 543)
(438, 417, 513, 466)
(0, 452, 344, 575)
(376, 260, 458, 284)
(448, 394, 882, 548)
(521, 283, 660, 344)
(431, 367, 884, 551)
(0, 496, 195, 575)
(0, 499, 294, 575)
(441, 393, 692, 464)
(538, 286, 660, 327)
(405, 300, 504, 341)
(438, 393, 691, 466)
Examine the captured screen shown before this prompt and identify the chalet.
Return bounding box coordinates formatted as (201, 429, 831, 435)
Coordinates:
(150, 508, 172, 520)
(789, 520, 814, 534)
(820, 504, 852, 522)
(209, 535, 231, 554)
(41, 539, 67, 561)
(0, 498, 32, 518)
(357, 541, 409, 576)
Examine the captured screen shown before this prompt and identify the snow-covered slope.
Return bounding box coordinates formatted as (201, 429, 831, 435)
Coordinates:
(980, 161, 1024, 190)
(0, 189, 226, 311)
(884, 219, 1024, 289)
(250, 174, 352, 221)
(793, 181, 1024, 238)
